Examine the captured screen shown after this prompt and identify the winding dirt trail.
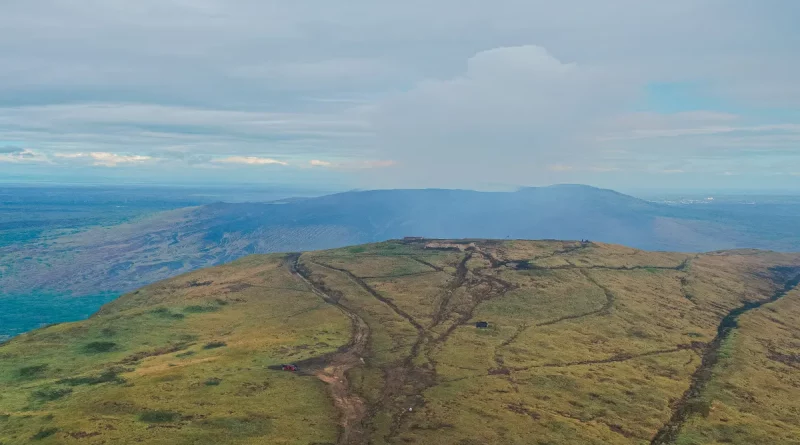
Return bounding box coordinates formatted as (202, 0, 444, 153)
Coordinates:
(288, 254, 370, 445)
(512, 345, 697, 371)
(288, 246, 799, 445)
(314, 261, 428, 334)
(310, 247, 514, 442)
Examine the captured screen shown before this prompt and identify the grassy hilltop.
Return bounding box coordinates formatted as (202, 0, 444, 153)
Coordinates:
(1, 239, 800, 445)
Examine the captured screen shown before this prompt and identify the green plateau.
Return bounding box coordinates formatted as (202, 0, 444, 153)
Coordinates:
(2, 239, 800, 445)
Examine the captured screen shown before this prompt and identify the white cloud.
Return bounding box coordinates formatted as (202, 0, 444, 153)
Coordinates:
(229, 58, 405, 91)
(0, 103, 367, 136)
(546, 164, 622, 173)
(358, 160, 396, 169)
(365, 45, 635, 185)
(547, 164, 574, 172)
(53, 152, 86, 159)
(54, 151, 152, 166)
(0, 148, 50, 163)
(587, 166, 622, 173)
(214, 156, 288, 166)
(0, 103, 371, 164)
(308, 159, 396, 169)
(594, 111, 800, 167)
(1, 1, 799, 188)
(601, 122, 800, 141)
(89, 152, 151, 166)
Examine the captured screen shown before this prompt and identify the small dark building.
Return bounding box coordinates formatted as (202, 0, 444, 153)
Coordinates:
(475, 321, 489, 329)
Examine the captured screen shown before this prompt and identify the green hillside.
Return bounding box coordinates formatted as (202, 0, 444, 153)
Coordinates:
(1, 240, 799, 445)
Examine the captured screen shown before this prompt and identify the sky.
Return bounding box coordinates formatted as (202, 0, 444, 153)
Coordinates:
(1, 1, 799, 191)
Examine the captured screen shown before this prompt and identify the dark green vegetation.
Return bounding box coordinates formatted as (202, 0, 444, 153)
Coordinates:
(139, 410, 181, 423)
(1, 239, 799, 444)
(17, 365, 48, 379)
(83, 341, 118, 353)
(30, 388, 72, 402)
(31, 428, 59, 440)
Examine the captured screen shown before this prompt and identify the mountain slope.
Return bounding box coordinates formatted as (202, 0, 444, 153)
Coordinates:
(3, 185, 797, 301)
(2, 239, 800, 444)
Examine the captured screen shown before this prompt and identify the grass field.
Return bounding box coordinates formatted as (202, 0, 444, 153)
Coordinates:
(1, 239, 799, 444)
(0, 255, 349, 444)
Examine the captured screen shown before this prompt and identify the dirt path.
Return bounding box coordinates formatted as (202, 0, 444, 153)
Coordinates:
(313, 247, 513, 442)
(650, 272, 800, 445)
(311, 259, 440, 442)
(311, 260, 428, 334)
(536, 261, 689, 272)
(384, 247, 513, 441)
(512, 345, 696, 371)
(287, 254, 370, 445)
(408, 255, 445, 272)
(429, 252, 471, 327)
(295, 244, 684, 443)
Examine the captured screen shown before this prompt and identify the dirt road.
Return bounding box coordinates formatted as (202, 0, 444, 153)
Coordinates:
(288, 254, 370, 445)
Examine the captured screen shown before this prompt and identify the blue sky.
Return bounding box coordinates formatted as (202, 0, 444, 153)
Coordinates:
(1, 1, 799, 191)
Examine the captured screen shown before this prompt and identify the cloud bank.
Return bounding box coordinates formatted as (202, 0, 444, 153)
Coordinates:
(1, 1, 799, 189)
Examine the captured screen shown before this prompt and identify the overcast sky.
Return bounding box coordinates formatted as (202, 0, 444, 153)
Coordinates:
(1, 1, 799, 191)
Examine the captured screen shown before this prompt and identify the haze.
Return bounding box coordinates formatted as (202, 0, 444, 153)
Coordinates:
(1, 1, 799, 190)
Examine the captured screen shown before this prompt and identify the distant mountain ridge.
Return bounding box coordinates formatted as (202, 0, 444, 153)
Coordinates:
(1, 184, 798, 300)
(199, 185, 659, 246)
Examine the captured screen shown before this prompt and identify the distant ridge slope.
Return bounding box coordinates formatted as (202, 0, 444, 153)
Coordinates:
(1, 185, 797, 298)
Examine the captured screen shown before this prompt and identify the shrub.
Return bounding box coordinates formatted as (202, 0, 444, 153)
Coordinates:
(139, 410, 180, 423)
(685, 397, 712, 418)
(184, 305, 220, 314)
(83, 341, 118, 353)
(18, 364, 48, 379)
(203, 341, 227, 350)
(31, 428, 59, 440)
(31, 387, 72, 401)
(204, 378, 222, 386)
(152, 307, 185, 319)
(59, 368, 125, 386)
